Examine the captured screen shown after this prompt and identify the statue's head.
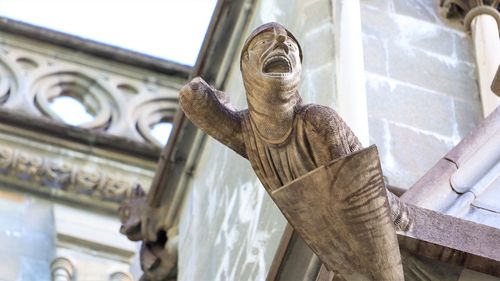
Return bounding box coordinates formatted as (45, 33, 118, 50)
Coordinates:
(240, 22, 303, 94)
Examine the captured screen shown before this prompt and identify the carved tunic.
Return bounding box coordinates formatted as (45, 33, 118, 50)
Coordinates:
(242, 104, 362, 191)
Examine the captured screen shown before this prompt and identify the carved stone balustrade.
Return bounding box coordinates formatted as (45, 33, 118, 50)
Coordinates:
(0, 17, 190, 147)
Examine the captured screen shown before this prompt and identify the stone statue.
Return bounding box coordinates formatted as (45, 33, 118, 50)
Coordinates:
(179, 22, 410, 280)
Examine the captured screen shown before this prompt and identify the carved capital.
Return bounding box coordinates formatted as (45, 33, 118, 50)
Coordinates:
(440, 0, 500, 30)
(109, 272, 133, 281)
(51, 257, 75, 281)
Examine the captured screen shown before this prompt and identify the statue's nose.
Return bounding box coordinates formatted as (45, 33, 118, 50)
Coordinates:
(275, 34, 289, 53)
(276, 34, 286, 43)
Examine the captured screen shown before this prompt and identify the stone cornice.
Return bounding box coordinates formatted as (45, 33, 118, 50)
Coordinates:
(0, 108, 160, 164)
(0, 119, 155, 212)
(0, 16, 192, 78)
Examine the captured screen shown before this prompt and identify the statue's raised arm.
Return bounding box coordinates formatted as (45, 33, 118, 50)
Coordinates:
(179, 77, 247, 158)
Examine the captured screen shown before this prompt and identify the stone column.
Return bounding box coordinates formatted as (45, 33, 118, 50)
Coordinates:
(332, 0, 370, 146)
(109, 272, 133, 281)
(50, 257, 74, 281)
(441, 1, 500, 117)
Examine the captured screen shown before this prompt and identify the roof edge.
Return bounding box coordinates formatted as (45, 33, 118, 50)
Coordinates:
(0, 16, 192, 78)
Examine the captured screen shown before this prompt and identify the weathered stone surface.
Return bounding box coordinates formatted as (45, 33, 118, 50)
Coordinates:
(303, 23, 335, 69)
(366, 75, 457, 137)
(0, 189, 54, 280)
(392, 0, 440, 23)
(453, 32, 475, 64)
(178, 139, 287, 281)
(301, 62, 336, 106)
(361, 0, 391, 11)
(361, 5, 400, 41)
(369, 117, 452, 189)
(387, 41, 478, 102)
(392, 16, 455, 57)
(453, 99, 482, 137)
(363, 35, 387, 75)
(302, 0, 332, 28)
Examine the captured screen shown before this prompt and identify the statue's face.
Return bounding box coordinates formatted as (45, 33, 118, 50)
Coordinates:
(243, 27, 301, 79)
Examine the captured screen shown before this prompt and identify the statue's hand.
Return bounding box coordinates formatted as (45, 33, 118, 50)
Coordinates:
(180, 77, 214, 97)
(180, 76, 234, 109)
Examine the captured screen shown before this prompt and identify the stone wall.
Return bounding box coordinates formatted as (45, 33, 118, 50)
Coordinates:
(361, 0, 481, 189)
(0, 188, 54, 280)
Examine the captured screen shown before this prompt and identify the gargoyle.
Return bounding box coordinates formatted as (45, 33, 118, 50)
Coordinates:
(119, 185, 177, 281)
(179, 22, 411, 280)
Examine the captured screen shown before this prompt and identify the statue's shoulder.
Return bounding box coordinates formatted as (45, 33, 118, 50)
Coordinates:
(297, 104, 343, 128)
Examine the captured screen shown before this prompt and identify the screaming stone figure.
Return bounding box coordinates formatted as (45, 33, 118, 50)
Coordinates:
(180, 22, 409, 280)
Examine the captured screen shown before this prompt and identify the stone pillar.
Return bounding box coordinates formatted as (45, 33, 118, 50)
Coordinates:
(332, 0, 370, 146)
(109, 272, 133, 281)
(441, 1, 500, 117)
(50, 257, 74, 281)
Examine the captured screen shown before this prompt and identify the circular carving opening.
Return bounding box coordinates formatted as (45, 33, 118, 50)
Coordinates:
(16, 57, 38, 71)
(131, 95, 178, 146)
(150, 121, 173, 145)
(49, 94, 96, 126)
(117, 83, 139, 95)
(32, 71, 119, 130)
(0, 59, 19, 104)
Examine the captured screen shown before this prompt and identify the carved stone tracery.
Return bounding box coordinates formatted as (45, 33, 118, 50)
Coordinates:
(0, 33, 184, 147)
(0, 145, 147, 204)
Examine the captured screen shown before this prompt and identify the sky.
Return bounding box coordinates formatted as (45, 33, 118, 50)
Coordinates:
(0, 0, 217, 145)
(0, 0, 217, 66)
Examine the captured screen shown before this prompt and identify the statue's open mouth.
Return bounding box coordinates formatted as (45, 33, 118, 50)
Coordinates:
(263, 55, 292, 76)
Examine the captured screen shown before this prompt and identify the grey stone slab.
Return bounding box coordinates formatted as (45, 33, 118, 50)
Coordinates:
(302, 23, 335, 70)
(393, 15, 455, 57)
(361, 0, 391, 12)
(369, 117, 452, 189)
(393, 0, 440, 23)
(453, 98, 482, 137)
(366, 75, 457, 137)
(361, 5, 400, 41)
(390, 121, 452, 189)
(453, 32, 475, 64)
(178, 138, 287, 281)
(302, 0, 332, 28)
(301, 62, 336, 107)
(386, 41, 478, 102)
(363, 35, 388, 75)
(362, 4, 468, 62)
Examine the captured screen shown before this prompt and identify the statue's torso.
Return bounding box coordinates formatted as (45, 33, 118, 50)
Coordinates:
(241, 104, 357, 191)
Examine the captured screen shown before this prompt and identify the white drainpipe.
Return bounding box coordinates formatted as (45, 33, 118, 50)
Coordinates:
(332, 0, 370, 146)
(464, 7, 500, 118)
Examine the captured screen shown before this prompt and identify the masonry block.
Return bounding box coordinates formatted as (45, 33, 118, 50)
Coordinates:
(392, 0, 440, 23)
(369, 117, 452, 189)
(363, 36, 388, 75)
(366, 75, 457, 138)
(387, 41, 478, 102)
